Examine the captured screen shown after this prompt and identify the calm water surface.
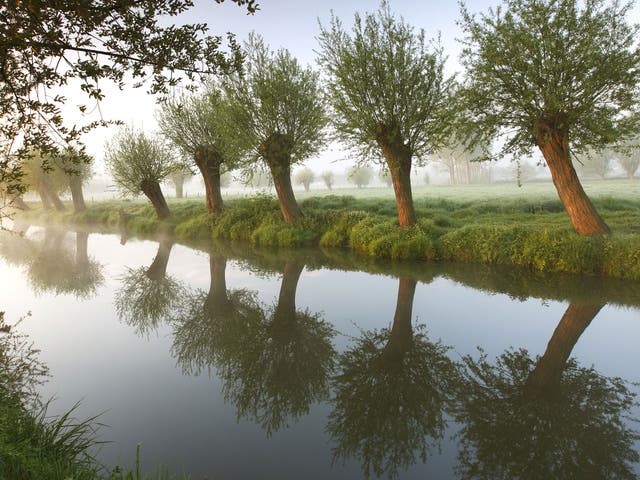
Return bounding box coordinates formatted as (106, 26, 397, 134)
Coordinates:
(1, 224, 639, 479)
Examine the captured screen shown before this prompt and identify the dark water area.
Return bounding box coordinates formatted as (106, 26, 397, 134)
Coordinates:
(1, 224, 639, 479)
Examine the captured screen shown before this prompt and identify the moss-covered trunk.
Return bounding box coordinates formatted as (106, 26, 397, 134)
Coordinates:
(69, 176, 86, 212)
(536, 124, 609, 235)
(140, 179, 171, 219)
(376, 124, 416, 227)
(194, 147, 224, 214)
(524, 303, 604, 397)
(146, 238, 174, 281)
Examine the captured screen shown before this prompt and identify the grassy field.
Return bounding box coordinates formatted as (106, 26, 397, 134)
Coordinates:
(17, 178, 640, 280)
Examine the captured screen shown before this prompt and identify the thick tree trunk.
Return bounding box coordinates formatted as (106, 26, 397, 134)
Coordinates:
(376, 124, 416, 227)
(260, 133, 302, 224)
(194, 147, 224, 214)
(140, 179, 171, 219)
(41, 178, 66, 211)
(75, 231, 89, 270)
(524, 303, 604, 398)
(69, 176, 87, 212)
(271, 165, 302, 224)
(146, 238, 173, 281)
(379, 278, 416, 365)
(37, 188, 53, 210)
(536, 125, 610, 235)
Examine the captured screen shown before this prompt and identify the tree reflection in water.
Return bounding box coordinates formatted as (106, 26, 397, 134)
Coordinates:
(114, 238, 185, 336)
(327, 278, 459, 480)
(174, 257, 336, 436)
(1, 227, 104, 299)
(455, 303, 640, 480)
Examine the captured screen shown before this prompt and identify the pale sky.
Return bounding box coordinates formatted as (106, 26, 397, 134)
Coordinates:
(72, 0, 640, 175)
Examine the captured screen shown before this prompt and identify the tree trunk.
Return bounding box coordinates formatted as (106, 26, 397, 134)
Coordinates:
(270, 165, 302, 224)
(140, 179, 171, 219)
(75, 231, 89, 270)
(37, 188, 53, 210)
(194, 147, 224, 214)
(42, 178, 66, 211)
(12, 196, 30, 210)
(379, 278, 416, 365)
(69, 176, 87, 212)
(377, 124, 416, 227)
(536, 125, 610, 235)
(524, 303, 604, 398)
(146, 238, 173, 281)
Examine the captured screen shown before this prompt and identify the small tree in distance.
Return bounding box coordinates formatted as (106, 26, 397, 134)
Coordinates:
(459, 0, 640, 235)
(321, 171, 335, 190)
(105, 127, 175, 219)
(318, 2, 453, 226)
(294, 167, 316, 192)
(348, 166, 373, 189)
(167, 165, 194, 198)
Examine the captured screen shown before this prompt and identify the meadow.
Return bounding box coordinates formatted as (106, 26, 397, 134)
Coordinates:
(19, 178, 640, 280)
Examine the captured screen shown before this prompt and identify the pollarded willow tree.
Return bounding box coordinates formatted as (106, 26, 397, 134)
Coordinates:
(158, 85, 243, 213)
(105, 127, 176, 219)
(51, 147, 93, 212)
(224, 34, 328, 224)
(458, 0, 640, 235)
(317, 2, 454, 227)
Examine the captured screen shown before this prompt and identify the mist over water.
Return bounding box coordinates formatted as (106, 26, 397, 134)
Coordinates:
(1, 225, 639, 479)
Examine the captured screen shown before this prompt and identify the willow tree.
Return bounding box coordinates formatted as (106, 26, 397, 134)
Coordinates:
(224, 34, 328, 223)
(52, 147, 93, 212)
(318, 2, 453, 227)
(105, 127, 175, 219)
(158, 86, 241, 213)
(459, 0, 640, 235)
(20, 151, 67, 211)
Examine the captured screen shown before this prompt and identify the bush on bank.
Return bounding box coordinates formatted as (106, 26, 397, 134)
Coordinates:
(17, 194, 640, 281)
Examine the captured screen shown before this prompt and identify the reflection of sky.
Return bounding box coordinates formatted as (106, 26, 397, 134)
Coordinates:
(1, 230, 639, 478)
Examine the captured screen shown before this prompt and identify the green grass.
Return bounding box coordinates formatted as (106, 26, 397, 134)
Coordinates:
(18, 179, 640, 280)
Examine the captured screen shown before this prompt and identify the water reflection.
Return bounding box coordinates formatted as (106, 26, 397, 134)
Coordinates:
(175, 256, 336, 436)
(0, 226, 103, 299)
(114, 237, 185, 336)
(455, 303, 640, 480)
(327, 277, 459, 479)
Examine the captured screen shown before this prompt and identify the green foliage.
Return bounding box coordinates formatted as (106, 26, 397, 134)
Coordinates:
(223, 33, 328, 173)
(459, 0, 640, 158)
(317, 1, 453, 162)
(105, 127, 176, 197)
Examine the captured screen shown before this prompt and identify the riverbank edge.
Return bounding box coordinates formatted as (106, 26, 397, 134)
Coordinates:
(16, 195, 640, 281)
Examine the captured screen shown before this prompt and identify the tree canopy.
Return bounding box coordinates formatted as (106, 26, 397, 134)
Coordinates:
(458, 0, 640, 234)
(318, 1, 453, 226)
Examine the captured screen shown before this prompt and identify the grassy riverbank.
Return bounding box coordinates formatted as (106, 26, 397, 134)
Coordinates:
(18, 180, 640, 280)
